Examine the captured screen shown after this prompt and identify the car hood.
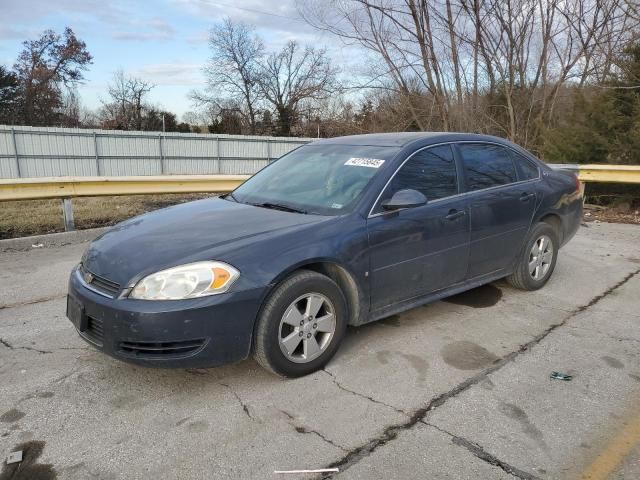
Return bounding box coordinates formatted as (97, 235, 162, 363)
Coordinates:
(82, 197, 327, 286)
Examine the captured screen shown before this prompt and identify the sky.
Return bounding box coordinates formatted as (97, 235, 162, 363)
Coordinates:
(0, 0, 356, 120)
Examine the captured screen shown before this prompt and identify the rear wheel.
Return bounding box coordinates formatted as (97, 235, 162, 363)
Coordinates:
(507, 222, 559, 291)
(253, 270, 347, 377)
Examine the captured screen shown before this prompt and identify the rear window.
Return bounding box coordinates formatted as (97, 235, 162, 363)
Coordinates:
(510, 151, 540, 180)
(459, 144, 517, 191)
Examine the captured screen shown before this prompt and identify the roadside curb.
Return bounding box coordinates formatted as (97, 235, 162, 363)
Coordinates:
(0, 227, 110, 253)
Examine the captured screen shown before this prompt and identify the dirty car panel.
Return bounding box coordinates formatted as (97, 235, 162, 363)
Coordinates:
(67, 132, 582, 371)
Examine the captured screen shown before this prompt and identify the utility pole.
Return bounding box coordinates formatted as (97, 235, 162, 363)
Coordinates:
(162, 114, 165, 132)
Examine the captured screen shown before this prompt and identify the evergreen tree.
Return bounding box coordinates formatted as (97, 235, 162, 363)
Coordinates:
(542, 43, 640, 165)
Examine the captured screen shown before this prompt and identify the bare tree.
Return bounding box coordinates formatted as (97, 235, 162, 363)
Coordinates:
(198, 18, 264, 134)
(12, 27, 92, 126)
(299, 0, 637, 147)
(258, 40, 338, 136)
(101, 70, 154, 130)
(60, 88, 81, 127)
(624, 0, 640, 21)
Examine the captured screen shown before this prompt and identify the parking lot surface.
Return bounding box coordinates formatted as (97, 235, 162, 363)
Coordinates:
(1, 222, 639, 479)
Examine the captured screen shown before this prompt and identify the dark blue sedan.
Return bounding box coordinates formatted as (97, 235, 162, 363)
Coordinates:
(67, 132, 583, 377)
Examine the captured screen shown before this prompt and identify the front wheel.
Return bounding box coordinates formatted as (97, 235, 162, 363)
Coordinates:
(253, 270, 347, 377)
(507, 222, 559, 291)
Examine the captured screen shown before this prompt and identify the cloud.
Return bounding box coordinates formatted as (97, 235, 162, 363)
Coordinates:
(0, 0, 138, 45)
(1, 0, 125, 24)
(171, 0, 308, 34)
(129, 63, 205, 86)
(111, 17, 176, 42)
(0, 25, 29, 42)
(187, 30, 210, 45)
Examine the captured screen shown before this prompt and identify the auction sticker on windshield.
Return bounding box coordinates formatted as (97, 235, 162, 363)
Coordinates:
(344, 157, 385, 168)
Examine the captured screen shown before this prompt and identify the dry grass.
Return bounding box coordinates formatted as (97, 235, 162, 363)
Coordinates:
(0, 193, 214, 240)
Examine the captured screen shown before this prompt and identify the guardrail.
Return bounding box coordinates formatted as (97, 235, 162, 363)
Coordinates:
(0, 175, 249, 201)
(1, 164, 638, 232)
(547, 164, 640, 184)
(0, 175, 249, 231)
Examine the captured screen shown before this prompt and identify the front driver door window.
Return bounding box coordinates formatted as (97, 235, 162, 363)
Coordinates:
(367, 145, 470, 310)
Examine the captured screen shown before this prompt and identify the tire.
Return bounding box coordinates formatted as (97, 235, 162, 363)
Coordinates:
(253, 270, 348, 377)
(507, 222, 559, 291)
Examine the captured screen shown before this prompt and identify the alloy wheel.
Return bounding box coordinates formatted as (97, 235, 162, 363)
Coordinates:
(278, 293, 336, 363)
(529, 235, 554, 281)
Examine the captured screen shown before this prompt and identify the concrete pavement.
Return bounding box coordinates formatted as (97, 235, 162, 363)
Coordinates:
(0, 222, 639, 479)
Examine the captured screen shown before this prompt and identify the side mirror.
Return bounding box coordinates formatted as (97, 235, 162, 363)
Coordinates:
(381, 189, 427, 211)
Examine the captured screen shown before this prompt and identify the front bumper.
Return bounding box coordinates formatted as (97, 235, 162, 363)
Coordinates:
(67, 265, 265, 368)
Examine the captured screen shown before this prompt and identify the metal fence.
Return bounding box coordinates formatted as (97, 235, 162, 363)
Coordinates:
(0, 125, 312, 178)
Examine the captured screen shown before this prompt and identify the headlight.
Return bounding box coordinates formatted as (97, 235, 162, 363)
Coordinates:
(129, 261, 240, 300)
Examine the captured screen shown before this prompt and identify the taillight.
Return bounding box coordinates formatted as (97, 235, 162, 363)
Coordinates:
(573, 173, 581, 192)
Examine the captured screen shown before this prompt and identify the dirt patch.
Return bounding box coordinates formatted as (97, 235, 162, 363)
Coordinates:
(186, 420, 209, 433)
(376, 350, 429, 382)
(378, 315, 402, 327)
(0, 440, 56, 480)
(443, 284, 502, 308)
(441, 341, 500, 370)
(0, 409, 25, 423)
(601, 356, 624, 369)
(583, 203, 640, 225)
(499, 402, 548, 451)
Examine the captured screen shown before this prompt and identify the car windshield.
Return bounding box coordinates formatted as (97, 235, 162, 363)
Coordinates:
(230, 144, 400, 215)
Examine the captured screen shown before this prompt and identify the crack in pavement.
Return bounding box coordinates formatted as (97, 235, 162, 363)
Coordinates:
(279, 409, 349, 453)
(295, 425, 350, 453)
(423, 422, 541, 480)
(0, 337, 52, 354)
(570, 269, 639, 315)
(318, 268, 640, 478)
(0, 294, 66, 310)
(219, 383, 255, 420)
(52, 365, 84, 384)
(322, 369, 408, 416)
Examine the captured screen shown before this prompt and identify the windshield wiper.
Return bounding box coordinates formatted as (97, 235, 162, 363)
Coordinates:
(251, 202, 307, 214)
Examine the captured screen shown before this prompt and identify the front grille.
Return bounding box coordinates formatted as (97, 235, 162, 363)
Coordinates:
(80, 265, 121, 298)
(118, 339, 206, 359)
(84, 316, 104, 345)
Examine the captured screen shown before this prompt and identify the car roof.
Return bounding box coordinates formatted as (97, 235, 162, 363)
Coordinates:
(311, 132, 510, 148)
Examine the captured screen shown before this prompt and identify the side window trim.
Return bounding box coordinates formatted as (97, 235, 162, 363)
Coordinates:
(369, 143, 458, 217)
(368, 140, 543, 218)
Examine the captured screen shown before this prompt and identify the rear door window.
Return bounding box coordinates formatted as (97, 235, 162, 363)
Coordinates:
(459, 144, 517, 191)
(374, 145, 457, 213)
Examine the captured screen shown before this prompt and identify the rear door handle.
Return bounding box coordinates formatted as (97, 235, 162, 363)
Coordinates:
(445, 209, 465, 220)
(520, 192, 535, 202)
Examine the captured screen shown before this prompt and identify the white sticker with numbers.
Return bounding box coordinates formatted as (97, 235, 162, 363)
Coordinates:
(344, 157, 385, 168)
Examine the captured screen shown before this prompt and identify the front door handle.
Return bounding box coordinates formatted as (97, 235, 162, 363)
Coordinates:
(520, 192, 535, 202)
(445, 209, 465, 221)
